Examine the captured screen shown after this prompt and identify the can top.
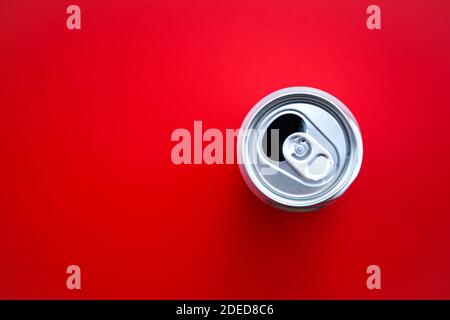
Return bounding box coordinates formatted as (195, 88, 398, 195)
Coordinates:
(238, 87, 363, 211)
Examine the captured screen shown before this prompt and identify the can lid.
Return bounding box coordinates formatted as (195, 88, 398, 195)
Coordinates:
(238, 87, 363, 211)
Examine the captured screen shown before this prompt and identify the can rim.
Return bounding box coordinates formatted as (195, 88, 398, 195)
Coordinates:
(238, 86, 363, 211)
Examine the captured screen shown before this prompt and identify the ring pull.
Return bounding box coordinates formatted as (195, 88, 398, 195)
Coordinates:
(282, 132, 334, 181)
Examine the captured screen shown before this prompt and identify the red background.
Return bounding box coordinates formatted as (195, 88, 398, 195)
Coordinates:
(1, 0, 450, 299)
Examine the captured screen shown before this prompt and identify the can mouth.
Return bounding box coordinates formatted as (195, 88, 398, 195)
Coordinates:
(238, 87, 363, 211)
(262, 113, 306, 162)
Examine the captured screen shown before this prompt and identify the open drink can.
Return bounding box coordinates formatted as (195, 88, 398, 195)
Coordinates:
(238, 87, 363, 211)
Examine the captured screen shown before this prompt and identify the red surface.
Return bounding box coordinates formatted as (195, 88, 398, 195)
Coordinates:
(1, 0, 450, 299)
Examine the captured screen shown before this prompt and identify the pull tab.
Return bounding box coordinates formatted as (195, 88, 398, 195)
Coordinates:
(282, 132, 334, 181)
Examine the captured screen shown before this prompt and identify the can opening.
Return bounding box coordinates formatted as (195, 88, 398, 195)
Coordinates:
(262, 113, 306, 162)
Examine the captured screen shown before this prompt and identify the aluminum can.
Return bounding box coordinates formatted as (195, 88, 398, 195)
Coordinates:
(238, 87, 363, 211)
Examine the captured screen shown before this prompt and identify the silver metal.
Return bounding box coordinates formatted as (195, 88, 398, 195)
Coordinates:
(238, 87, 363, 211)
(283, 132, 334, 182)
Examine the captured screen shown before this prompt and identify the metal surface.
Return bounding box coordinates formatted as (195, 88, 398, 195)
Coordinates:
(238, 87, 363, 211)
(283, 132, 334, 181)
